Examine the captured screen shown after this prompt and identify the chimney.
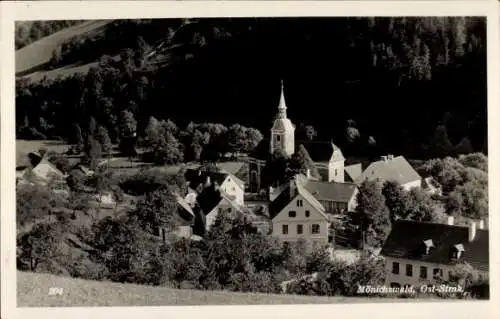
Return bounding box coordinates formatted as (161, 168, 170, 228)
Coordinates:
(381, 155, 388, 162)
(478, 219, 485, 230)
(204, 176, 211, 188)
(388, 154, 394, 160)
(468, 221, 476, 242)
(289, 179, 296, 198)
(447, 215, 454, 226)
(306, 168, 311, 179)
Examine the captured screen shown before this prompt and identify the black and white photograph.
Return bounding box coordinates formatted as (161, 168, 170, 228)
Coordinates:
(1, 1, 498, 318)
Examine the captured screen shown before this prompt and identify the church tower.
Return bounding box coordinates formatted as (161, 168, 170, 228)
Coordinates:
(270, 80, 295, 157)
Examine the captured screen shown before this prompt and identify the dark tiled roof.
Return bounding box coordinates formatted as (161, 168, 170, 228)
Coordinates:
(356, 156, 421, 186)
(299, 141, 339, 163)
(196, 186, 223, 215)
(268, 176, 327, 220)
(381, 220, 489, 272)
(302, 180, 357, 203)
(185, 168, 228, 190)
(268, 182, 294, 219)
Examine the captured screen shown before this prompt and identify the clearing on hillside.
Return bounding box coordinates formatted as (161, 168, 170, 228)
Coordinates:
(16, 20, 112, 82)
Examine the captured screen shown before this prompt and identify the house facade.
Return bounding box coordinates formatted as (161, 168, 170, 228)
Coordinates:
(270, 177, 330, 248)
(381, 218, 489, 288)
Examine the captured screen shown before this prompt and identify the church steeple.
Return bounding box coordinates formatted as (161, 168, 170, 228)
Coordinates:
(270, 79, 295, 157)
(277, 79, 287, 119)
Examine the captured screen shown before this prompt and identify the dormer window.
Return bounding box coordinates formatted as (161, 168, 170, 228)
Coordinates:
(451, 244, 465, 260)
(423, 239, 434, 255)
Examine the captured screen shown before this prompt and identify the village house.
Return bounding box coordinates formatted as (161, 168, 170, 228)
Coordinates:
(380, 217, 489, 288)
(18, 154, 67, 189)
(185, 168, 245, 206)
(269, 173, 358, 215)
(354, 155, 422, 191)
(269, 175, 330, 249)
(156, 194, 196, 241)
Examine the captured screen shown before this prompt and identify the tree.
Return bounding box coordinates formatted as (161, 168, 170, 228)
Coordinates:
(144, 116, 161, 148)
(382, 181, 409, 222)
(227, 124, 247, 154)
(50, 46, 62, 67)
(244, 128, 263, 152)
(429, 125, 453, 157)
(85, 136, 102, 170)
(133, 187, 181, 233)
(16, 184, 57, 226)
(152, 131, 184, 165)
(118, 110, 137, 157)
(355, 180, 391, 248)
(455, 137, 474, 155)
(406, 188, 437, 222)
(96, 126, 113, 154)
(119, 110, 137, 138)
(297, 123, 317, 141)
(290, 144, 321, 179)
(67, 191, 92, 219)
(458, 153, 487, 172)
(17, 221, 63, 271)
(92, 216, 165, 285)
(261, 150, 293, 188)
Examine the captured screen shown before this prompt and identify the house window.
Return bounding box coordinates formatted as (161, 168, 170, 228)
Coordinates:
(406, 264, 413, 277)
(297, 224, 303, 234)
(297, 199, 303, 207)
(305, 210, 310, 217)
(433, 268, 443, 279)
(276, 135, 281, 141)
(420, 266, 428, 279)
(282, 224, 288, 235)
(335, 169, 338, 176)
(288, 211, 296, 218)
(311, 224, 320, 234)
(251, 171, 257, 182)
(392, 262, 400, 275)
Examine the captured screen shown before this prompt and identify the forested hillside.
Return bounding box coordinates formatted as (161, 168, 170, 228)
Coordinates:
(16, 17, 487, 160)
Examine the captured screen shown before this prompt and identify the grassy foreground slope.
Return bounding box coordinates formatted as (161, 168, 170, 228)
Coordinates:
(17, 271, 420, 307)
(16, 20, 112, 81)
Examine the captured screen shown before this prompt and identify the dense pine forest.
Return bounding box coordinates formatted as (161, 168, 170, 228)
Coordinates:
(16, 17, 487, 160)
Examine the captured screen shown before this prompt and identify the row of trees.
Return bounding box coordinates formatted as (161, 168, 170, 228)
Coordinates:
(15, 20, 84, 50)
(142, 117, 263, 165)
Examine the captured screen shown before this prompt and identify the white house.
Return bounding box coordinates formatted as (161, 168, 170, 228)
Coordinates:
(381, 218, 489, 288)
(269, 176, 330, 249)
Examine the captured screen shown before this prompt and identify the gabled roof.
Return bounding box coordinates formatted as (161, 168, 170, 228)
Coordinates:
(299, 141, 344, 163)
(175, 194, 195, 219)
(269, 176, 327, 220)
(381, 220, 489, 272)
(29, 158, 65, 180)
(185, 168, 228, 191)
(345, 163, 362, 182)
(217, 161, 246, 176)
(355, 155, 421, 186)
(301, 179, 358, 203)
